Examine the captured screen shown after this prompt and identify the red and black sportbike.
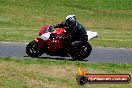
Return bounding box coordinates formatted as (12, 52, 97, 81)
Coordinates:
(26, 25, 98, 60)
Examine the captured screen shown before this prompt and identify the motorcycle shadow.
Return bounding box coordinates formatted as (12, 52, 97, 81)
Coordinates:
(25, 55, 88, 61)
(40, 56, 88, 61)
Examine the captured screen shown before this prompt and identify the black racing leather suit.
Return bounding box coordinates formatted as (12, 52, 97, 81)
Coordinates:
(54, 21, 88, 43)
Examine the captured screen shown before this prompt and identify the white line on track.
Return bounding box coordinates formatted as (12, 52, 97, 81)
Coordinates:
(0, 41, 28, 45)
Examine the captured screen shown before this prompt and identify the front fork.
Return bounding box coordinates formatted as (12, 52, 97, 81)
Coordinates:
(34, 38, 45, 50)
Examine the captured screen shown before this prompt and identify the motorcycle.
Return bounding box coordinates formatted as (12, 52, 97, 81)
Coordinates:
(26, 25, 98, 60)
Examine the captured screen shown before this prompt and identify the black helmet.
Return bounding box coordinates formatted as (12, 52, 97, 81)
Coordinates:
(65, 15, 76, 27)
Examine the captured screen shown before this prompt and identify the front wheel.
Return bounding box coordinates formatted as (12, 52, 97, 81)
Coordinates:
(68, 41, 92, 61)
(26, 40, 45, 57)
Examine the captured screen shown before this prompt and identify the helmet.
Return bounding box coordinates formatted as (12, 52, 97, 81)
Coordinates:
(65, 15, 76, 27)
(66, 15, 76, 21)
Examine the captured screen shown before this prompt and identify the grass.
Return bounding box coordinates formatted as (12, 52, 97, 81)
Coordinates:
(0, 0, 132, 48)
(0, 57, 131, 88)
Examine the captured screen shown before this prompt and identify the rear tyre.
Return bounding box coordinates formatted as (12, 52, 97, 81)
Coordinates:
(68, 41, 92, 61)
(26, 41, 45, 57)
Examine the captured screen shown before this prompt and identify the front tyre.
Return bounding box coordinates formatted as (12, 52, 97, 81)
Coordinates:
(26, 41, 45, 57)
(69, 41, 92, 61)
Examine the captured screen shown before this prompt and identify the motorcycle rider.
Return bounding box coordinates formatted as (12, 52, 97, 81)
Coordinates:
(49, 15, 88, 45)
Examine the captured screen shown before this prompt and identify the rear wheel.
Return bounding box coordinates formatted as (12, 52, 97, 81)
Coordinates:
(26, 41, 45, 57)
(68, 41, 92, 61)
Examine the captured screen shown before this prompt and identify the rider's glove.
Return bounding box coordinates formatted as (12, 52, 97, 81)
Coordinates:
(48, 26, 52, 29)
(47, 26, 54, 32)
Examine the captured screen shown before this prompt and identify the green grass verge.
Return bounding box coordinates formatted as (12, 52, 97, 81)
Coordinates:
(0, 0, 132, 48)
(0, 57, 131, 88)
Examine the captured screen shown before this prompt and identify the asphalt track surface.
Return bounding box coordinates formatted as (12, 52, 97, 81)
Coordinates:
(0, 42, 132, 64)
